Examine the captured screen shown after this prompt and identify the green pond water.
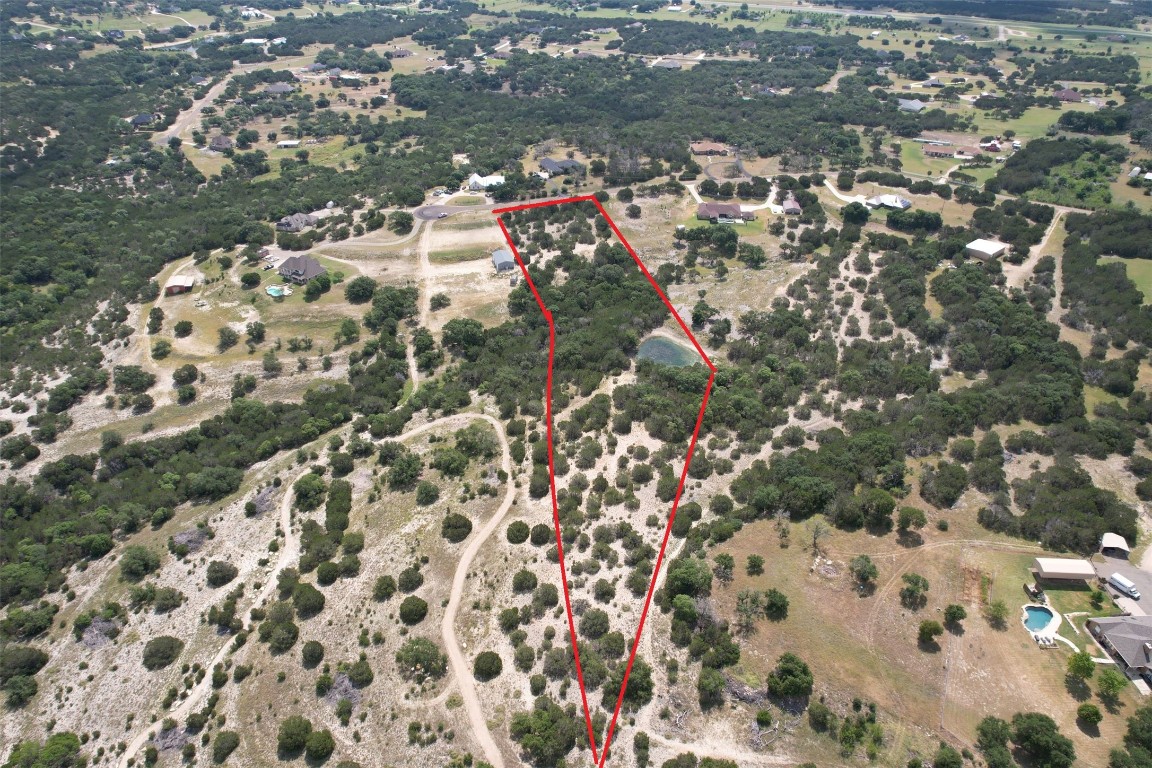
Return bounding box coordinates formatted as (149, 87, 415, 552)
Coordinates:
(637, 336, 698, 367)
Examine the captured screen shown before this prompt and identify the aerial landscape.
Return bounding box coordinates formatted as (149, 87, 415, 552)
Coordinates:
(3, 0, 1152, 766)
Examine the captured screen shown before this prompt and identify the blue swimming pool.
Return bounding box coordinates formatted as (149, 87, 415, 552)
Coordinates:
(1024, 605, 1055, 632)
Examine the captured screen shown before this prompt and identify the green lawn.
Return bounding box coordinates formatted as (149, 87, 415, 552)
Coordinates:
(1101, 256, 1152, 304)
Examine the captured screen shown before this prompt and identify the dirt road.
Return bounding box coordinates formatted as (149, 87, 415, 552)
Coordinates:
(117, 412, 512, 768)
(1003, 211, 1063, 290)
(118, 461, 309, 767)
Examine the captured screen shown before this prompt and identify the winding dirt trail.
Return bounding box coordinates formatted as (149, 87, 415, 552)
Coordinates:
(117, 461, 309, 768)
(118, 412, 512, 768)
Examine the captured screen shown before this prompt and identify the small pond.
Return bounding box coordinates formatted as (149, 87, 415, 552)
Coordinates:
(637, 336, 698, 368)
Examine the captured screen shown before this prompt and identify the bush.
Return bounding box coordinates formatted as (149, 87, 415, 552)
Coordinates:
(277, 715, 312, 753)
(302, 640, 324, 667)
(293, 583, 326, 618)
(316, 562, 340, 586)
(206, 560, 238, 587)
(398, 567, 423, 592)
(305, 730, 335, 761)
(474, 651, 503, 681)
(580, 609, 610, 639)
(765, 653, 813, 698)
(416, 481, 440, 506)
(441, 512, 472, 543)
(142, 636, 184, 670)
(120, 545, 160, 581)
(507, 520, 530, 544)
(918, 620, 944, 645)
(212, 731, 240, 763)
(529, 523, 553, 546)
(512, 569, 538, 593)
(399, 596, 428, 625)
(396, 637, 448, 680)
(1076, 703, 1102, 726)
(373, 575, 396, 601)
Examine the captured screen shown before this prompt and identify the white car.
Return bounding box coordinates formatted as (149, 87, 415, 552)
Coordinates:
(437, 212, 448, 219)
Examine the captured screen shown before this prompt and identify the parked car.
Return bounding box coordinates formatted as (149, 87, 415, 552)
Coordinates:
(437, 212, 448, 219)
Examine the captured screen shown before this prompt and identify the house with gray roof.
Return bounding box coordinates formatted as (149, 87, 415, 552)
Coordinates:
(264, 82, 297, 95)
(1088, 615, 1152, 676)
(540, 158, 583, 175)
(897, 98, 927, 113)
(278, 255, 327, 285)
(276, 212, 318, 232)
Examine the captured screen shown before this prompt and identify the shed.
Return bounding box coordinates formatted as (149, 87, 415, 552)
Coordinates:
(165, 275, 196, 295)
(1033, 557, 1097, 581)
(492, 248, 516, 273)
(277, 140, 301, 149)
(1102, 532, 1132, 556)
(965, 239, 1009, 262)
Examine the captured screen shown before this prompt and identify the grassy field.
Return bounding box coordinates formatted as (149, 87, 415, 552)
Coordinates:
(430, 247, 488, 264)
(1101, 256, 1152, 304)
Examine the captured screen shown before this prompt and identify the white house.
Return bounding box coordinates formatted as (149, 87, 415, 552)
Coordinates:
(277, 140, 301, 149)
(965, 238, 1009, 261)
(866, 194, 912, 210)
(467, 173, 505, 191)
(241, 38, 268, 46)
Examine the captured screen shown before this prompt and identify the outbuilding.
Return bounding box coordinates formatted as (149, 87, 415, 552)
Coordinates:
(492, 248, 517, 273)
(965, 238, 1009, 262)
(164, 275, 196, 296)
(1102, 532, 1132, 558)
(1033, 557, 1097, 582)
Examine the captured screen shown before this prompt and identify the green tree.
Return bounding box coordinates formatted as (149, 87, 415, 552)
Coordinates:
(120, 545, 160, 581)
(305, 729, 335, 761)
(396, 637, 448, 680)
(212, 731, 240, 763)
(765, 653, 813, 697)
(474, 651, 503, 681)
(441, 512, 472, 542)
(763, 588, 789, 620)
(667, 557, 712, 598)
(399, 596, 428, 625)
(899, 573, 929, 609)
(278, 715, 312, 754)
(416, 481, 439, 506)
(344, 276, 378, 304)
(943, 604, 967, 626)
(850, 555, 878, 585)
(697, 666, 726, 708)
(217, 327, 239, 352)
(240, 272, 261, 289)
(1076, 703, 1102, 726)
(142, 636, 184, 670)
(841, 201, 870, 225)
(293, 473, 327, 511)
(1067, 651, 1096, 681)
(713, 553, 735, 585)
(302, 640, 324, 667)
(372, 575, 396, 601)
(1099, 667, 1129, 698)
(918, 620, 944, 645)
(1011, 712, 1075, 768)
(897, 506, 927, 534)
(507, 521, 530, 544)
(746, 554, 765, 576)
(388, 211, 414, 234)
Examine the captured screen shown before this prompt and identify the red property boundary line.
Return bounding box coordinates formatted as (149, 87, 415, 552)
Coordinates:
(492, 195, 716, 767)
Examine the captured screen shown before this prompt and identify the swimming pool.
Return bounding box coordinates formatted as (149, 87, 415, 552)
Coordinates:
(266, 285, 288, 297)
(1024, 605, 1056, 632)
(637, 336, 698, 367)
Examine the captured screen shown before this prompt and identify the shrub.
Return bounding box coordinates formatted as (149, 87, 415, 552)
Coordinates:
(398, 567, 423, 592)
(416, 481, 440, 506)
(765, 653, 813, 697)
(580, 609, 610, 639)
(507, 521, 530, 544)
(396, 637, 448, 681)
(373, 575, 396, 601)
(474, 651, 503, 681)
(347, 659, 374, 687)
(316, 562, 340, 586)
(512, 569, 538, 593)
(206, 560, 238, 587)
(212, 731, 240, 763)
(529, 523, 553, 546)
(277, 715, 312, 753)
(1076, 703, 1102, 726)
(305, 729, 335, 761)
(293, 583, 326, 618)
(142, 636, 184, 670)
(302, 641, 324, 667)
(120, 545, 160, 581)
(918, 620, 944, 645)
(441, 512, 472, 543)
(763, 589, 789, 620)
(399, 596, 428, 625)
